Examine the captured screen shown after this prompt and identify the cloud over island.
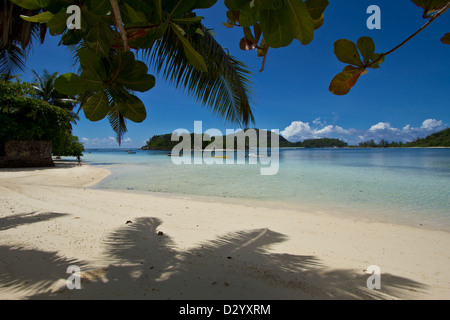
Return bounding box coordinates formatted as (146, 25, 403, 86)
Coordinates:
(281, 118, 446, 145)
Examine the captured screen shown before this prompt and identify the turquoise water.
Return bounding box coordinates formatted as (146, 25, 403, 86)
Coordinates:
(81, 148, 450, 231)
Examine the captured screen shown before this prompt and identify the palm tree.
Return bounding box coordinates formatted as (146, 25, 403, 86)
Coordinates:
(68, 26, 255, 144)
(143, 23, 255, 128)
(0, 1, 46, 74)
(31, 69, 79, 110)
(31, 69, 80, 129)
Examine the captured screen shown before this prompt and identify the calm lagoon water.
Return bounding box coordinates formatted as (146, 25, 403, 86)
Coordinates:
(81, 148, 450, 231)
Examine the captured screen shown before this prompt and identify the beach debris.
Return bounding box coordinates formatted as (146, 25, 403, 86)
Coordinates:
(211, 281, 217, 285)
(126, 220, 133, 224)
(157, 231, 164, 236)
(227, 256, 232, 259)
(224, 282, 230, 287)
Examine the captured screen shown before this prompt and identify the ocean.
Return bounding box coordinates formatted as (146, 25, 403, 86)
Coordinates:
(80, 147, 450, 231)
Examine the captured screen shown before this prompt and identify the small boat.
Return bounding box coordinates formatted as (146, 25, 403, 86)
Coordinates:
(212, 155, 229, 159)
(126, 150, 136, 154)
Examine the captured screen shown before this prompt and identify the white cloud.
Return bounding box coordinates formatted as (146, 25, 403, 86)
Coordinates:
(421, 119, 443, 130)
(281, 118, 446, 145)
(281, 121, 353, 142)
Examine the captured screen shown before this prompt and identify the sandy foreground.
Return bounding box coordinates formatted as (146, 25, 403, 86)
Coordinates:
(0, 162, 449, 300)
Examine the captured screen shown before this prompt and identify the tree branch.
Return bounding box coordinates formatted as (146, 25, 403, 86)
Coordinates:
(110, 0, 129, 51)
(367, 2, 450, 68)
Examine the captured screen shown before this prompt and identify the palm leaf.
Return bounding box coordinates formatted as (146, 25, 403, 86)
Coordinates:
(106, 88, 128, 145)
(0, 42, 26, 74)
(142, 22, 255, 127)
(1, 2, 46, 74)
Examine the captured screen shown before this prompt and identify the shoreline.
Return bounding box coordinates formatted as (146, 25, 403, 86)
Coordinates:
(92, 162, 449, 233)
(1, 162, 449, 299)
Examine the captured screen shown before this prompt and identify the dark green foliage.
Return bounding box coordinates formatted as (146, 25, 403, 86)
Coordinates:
(142, 133, 212, 151)
(358, 129, 450, 147)
(279, 138, 348, 148)
(0, 76, 83, 157)
(143, 129, 347, 150)
(404, 128, 450, 147)
(358, 139, 404, 148)
(52, 131, 85, 157)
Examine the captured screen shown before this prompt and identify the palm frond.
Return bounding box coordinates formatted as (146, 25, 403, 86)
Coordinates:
(0, 2, 45, 74)
(106, 89, 128, 145)
(0, 42, 26, 75)
(142, 23, 255, 127)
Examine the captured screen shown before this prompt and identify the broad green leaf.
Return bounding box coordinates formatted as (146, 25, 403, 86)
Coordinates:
(87, 0, 111, 14)
(441, 33, 450, 45)
(170, 23, 208, 72)
(83, 90, 109, 121)
(283, 0, 315, 45)
(172, 17, 204, 23)
(410, 0, 448, 11)
(253, 0, 285, 10)
(9, 0, 49, 10)
(260, 9, 293, 48)
(116, 94, 147, 123)
(224, 0, 250, 10)
(243, 27, 256, 43)
(78, 49, 104, 75)
(334, 39, 364, 67)
(329, 68, 364, 96)
(112, 50, 156, 92)
(20, 11, 54, 23)
(130, 30, 158, 49)
(369, 53, 385, 69)
(84, 17, 115, 57)
(193, 0, 218, 9)
(54, 73, 87, 96)
(357, 37, 375, 64)
(155, 20, 169, 39)
(226, 10, 240, 23)
(61, 29, 84, 46)
(121, 3, 148, 24)
(313, 15, 324, 30)
(47, 10, 68, 36)
(226, 0, 283, 10)
(164, 0, 196, 17)
(80, 69, 106, 91)
(305, 0, 329, 20)
(119, 74, 156, 92)
(239, 10, 260, 27)
(254, 24, 262, 43)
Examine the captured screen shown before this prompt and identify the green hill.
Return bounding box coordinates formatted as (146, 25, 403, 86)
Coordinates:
(142, 129, 347, 150)
(404, 128, 450, 147)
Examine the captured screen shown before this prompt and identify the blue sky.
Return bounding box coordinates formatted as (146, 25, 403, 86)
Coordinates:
(20, 0, 449, 147)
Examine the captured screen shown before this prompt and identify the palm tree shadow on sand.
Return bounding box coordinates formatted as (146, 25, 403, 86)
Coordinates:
(1, 217, 426, 299)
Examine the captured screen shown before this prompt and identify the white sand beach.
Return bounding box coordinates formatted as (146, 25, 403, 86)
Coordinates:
(0, 162, 449, 300)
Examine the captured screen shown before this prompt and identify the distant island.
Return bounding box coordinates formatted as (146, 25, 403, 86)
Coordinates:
(358, 128, 450, 148)
(142, 127, 450, 151)
(141, 129, 348, 151)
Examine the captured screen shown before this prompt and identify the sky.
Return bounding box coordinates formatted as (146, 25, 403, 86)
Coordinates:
(20, 0, 450, 148)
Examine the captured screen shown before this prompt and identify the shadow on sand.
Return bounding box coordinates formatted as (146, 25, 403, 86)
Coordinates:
(0, 160, 81, 172)
(0, 217, 426, 300)
(0, 211, 69, 232)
